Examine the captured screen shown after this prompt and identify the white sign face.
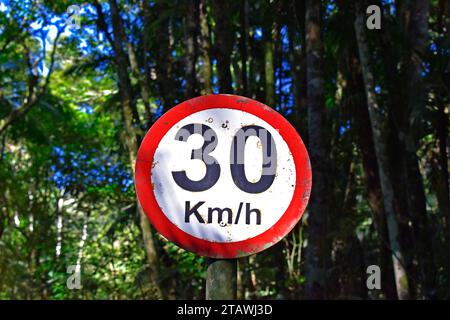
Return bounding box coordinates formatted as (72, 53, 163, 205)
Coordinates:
(151, 108, 296, 243)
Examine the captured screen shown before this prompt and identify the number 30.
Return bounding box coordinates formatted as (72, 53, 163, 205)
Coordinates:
(171, 123, 277, 194)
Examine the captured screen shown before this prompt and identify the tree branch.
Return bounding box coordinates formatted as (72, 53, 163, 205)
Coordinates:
(0, 28, 62, 136)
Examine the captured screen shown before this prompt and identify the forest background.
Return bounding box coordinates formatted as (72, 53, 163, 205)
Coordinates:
(0, 0, 449, 300)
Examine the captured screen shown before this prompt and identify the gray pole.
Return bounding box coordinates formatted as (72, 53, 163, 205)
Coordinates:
(205, 258, 237, 299)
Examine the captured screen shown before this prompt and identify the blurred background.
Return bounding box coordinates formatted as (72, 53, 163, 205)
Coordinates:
(0, 0, 449, 299)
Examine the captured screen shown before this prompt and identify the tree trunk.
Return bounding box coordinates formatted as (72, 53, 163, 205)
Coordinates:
(435, 95, 450, 231)
(263, 2, 275, 107)
(142, 0, 152, 126)
(433, 0, 450, 227)
(152, 1, 175, 112)
(401, 0, 436, 298)
(239, 0, 249, 96)
(199, 0, 213, 95)
(184, 0, 199, 99)
(304, 0, 329, 299)
(108, 0, 164, 299)
(353, 87, 398, 300)
(354, 5, 410, 299)
(342, 16, 398, 299)
(206, 258, 237, 300)
(288, 1, 306, 134)
(434, 0, 450, 231)
(372, 0, 418, 296)
(212, 0, 233, 93)
(125, 37, 152, 123)
(378, 0, 435, 297)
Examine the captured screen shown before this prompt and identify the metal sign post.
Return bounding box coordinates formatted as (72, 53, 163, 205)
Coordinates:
(206, 258, 237, 300)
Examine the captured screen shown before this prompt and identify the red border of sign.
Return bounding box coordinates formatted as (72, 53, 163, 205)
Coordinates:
(135, 94, 311, 258)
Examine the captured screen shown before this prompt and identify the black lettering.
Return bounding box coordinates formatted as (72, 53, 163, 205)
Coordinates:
(185, 201, 261, 225)
(172, 124, 220, 192)
(185, 201, 205, 223)
(230, 125, 277, 193)
(234, 202, 243, 224)
(208, 207, 233, 224)
(245, 203, 261, 225)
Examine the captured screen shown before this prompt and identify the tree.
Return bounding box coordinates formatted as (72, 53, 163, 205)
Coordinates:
(212, 0, 233, 93)
(106, 0, 165, 299)
(304, 0, 330, 299)
(398, 0, 436, 297)
(199, 0, 213, 95)
(263, 1, 275, 107)
(354, 2, 410, 299)
(184, 0, 199, 99)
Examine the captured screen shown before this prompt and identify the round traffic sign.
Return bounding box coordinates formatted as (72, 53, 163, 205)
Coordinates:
(135, 94, 311, 258)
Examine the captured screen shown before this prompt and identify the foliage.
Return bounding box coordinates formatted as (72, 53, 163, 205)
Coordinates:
(0, 0, 448, 300)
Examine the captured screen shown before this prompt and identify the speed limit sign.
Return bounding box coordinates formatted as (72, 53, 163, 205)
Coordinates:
(135, 94, 311, 258)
